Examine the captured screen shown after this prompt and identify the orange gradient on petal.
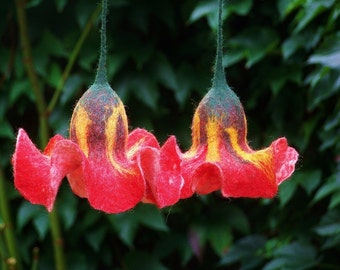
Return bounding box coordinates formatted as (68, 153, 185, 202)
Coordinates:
(72, 105, 90, 157)
(206, 119, 221, 162)
(225, 127, 275, 180)
(105, 102, 134, 175)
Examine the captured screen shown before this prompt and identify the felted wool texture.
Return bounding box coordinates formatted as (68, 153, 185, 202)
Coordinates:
(139, 135, 184, 208)
(68, 84, 145, 213)
(181, 0, 299, 199)
(13, 129, 83, 211)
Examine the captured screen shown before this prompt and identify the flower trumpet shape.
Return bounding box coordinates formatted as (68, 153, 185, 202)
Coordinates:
(67, 82, 184, 213)
(180, 87, 299, 199)
(180, 0, 298, 199)
(12, 83, 184, 213)
(12, 0, 184, 213)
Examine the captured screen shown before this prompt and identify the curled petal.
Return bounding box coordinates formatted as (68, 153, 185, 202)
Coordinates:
(127, 128, 160, 153)
(139, 136, 183, 208)
(192, 162, 222, 195)
(272, 138, 299, 184)
(12, 129, 82, 211)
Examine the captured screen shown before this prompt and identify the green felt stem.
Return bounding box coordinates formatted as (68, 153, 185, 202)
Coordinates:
(48, 4, 102, 113)
(94, 0, 109, 86)
(212, 0, 228, 91)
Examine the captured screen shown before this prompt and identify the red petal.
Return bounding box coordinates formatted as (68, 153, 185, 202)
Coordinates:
(127, 128, 159, 153)
(272, 138, 299, 184)
(192, 162, 222, 195)
(83, 157, 144, 213)
(220, 156, 278, 198)
(181, 147, 206, 199)
(139, 136, 183, 208)
(12, 129, 81, 211)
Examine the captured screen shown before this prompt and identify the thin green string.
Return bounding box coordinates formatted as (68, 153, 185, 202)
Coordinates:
(94, 0, 108, 85)
(212, 0, 228, 90)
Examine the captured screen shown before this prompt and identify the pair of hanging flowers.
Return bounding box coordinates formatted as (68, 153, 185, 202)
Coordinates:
(12, 0, 298, 214)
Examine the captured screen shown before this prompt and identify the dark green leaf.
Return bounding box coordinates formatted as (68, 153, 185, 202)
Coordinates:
(124, 251, 167, 270)
(277, 0, 304, 19)
(0, 119, 14, 139)
(219, 235, 266, 267)
(311, 175, 340, 205)
(264, 241, 319, 270)
(296, 170, 322, 195)
(228, 27, 279, 67)
(136, 204, 168, 232)
(279, 179, 298, 207)
(293, 0, 335, 33)
(32, 211, 49, 240)
(54, 0, 68, 12)
(207, 224, 232, 255)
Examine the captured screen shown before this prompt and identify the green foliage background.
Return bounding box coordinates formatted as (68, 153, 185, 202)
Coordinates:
(0, 0, 339, 269)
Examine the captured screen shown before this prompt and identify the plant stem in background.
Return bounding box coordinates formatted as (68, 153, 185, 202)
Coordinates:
(0, 166, 22, 270)
(48, 4, 102, 113)
(15, 0, 48, 144)
(15, 1, 66, 269)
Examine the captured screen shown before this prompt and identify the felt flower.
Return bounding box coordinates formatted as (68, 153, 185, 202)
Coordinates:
(67, 81, 184, 213)
(12, 0, 184, 213)
(12, 82, 184, 213)
(180, 0, 298, 199)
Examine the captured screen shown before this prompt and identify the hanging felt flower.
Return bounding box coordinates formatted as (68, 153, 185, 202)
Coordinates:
(66, 79, 184, 213)
(180, 0, 298, 199)
(12, 0, 184, 213)
(12, 129, 83, 211)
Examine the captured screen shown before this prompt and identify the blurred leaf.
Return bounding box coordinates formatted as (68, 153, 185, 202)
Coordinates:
(189, 0, 217, 24)
(293, 0, 335, 34)
(45, 63, 62, 88)
(108, 204, 167, 247)
(279, 179, 298, 207)
(224, 205, 250, 235)
(17, 202, 44, 231)
(311, 175, 340, 205)
(135, 204, 168, 231)
(27, 0, 43, 8)
(228, 27, 279, 67)
(219, 235, 266, 268)
(60, 74, 83, 105)
(107, 53, 127, 79)
(153, 54, 178, 91)
(131, 76, 159, 110)
(35, 30, 68, 58)
(296, 170, 322, 195)
(308, 32, 340, 68)
(189, 0, 252, 30)
(207, 224, 232, 256)
(263, 241, 319, 270)
(54, 0, 68, 12)
(225, 0, 253, 16)
(307, 68, 340, 110)
(277, 0, 304, 19)
(0, 119, 14, 139)
(124, 250, 167, 270)
(32, 211, 49, 240)
(75, 0, 98, 28)
(282, 28, 323, 59)
(85, 226, 107, 252)
(57, 185, 78, 230)
(108, 212, 138, 247)
(9, 80, 33, 105)
(329, 191, 340, 208)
